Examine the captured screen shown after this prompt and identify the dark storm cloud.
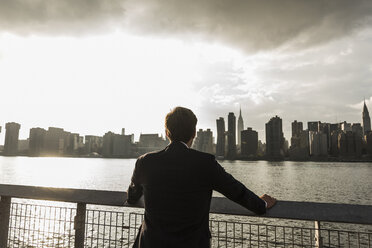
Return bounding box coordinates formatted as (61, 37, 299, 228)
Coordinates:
(124, 0, 372, 51)
(2, 0, 372, 51)
(0, 0, 124, 35)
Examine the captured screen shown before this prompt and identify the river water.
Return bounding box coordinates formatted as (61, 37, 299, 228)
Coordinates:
(0, 156, 371, 205)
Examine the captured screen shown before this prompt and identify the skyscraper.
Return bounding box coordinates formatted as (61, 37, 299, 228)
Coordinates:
(29, 127, 47, 156)
(237, 107, 244, 148)
(4, 122, 21, 156)
(192, 129, 213, 154)
(291, 120, 303, 138)
(216, 117, 225, 158)
(363, 100, 371, 135)
(265, 116, 284, 159)
(241, 127, 258, 157)
(227, 112, 236, 159)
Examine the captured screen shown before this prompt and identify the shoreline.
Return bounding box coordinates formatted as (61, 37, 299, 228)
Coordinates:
(1, 154, 372, 163)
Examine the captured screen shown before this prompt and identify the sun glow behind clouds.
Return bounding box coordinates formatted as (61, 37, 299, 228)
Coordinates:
(0, 32, 250, 141)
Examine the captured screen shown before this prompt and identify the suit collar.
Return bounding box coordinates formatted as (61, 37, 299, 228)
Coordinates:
(166, 141, 190, 151)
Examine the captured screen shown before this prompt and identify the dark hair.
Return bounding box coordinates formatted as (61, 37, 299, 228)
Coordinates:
(165, 107, 197, 143)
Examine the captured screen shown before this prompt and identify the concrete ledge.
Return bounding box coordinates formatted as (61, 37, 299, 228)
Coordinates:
(1, 184, 371, 225)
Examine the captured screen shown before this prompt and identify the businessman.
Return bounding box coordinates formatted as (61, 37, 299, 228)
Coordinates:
(127, 106, 276, 248)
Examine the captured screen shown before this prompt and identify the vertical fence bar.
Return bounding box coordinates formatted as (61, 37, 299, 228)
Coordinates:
(74, 203, 86, 248)
(0, 196, 11, 248)
(315, 220, 323, 248)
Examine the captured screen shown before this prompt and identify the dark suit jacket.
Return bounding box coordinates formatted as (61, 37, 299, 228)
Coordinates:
(127, 141, 266, 248)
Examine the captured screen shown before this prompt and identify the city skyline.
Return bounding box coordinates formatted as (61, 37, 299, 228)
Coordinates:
(1, 100, 371, 146)
(1, 100, 370, 147)
(1, 1, 372, 145)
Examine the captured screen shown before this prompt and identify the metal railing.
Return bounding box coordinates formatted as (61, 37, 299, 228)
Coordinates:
(0, 184, 371, 248)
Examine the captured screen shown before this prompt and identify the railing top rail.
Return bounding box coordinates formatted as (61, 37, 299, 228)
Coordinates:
(0, 184, 371, 225)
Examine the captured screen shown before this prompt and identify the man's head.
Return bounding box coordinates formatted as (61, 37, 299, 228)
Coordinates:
(165, 107, 197, 144)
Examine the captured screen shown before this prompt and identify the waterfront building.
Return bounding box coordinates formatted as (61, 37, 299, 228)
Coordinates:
(346, 131, 355, 157)
(352, 123, 363, 138)
(241, 127, 258, 157)
(193, 129, 213, 154)
(257, 140, 266, 156)
(85, 135, 103, 154)
(338, 132, 347, 155)
(66, 133, 80, 155)
(289, 130, 309, 160)
(113, 134, 133, 157)
(4, 122, 21, 156)
(265, 116, 284, 159)
(329, 123, 342, 134)
(137, 133, 168, 155)
(366, 132, 372, 155)
(307, 121, 320, 132)
(216, 117, 225, 158)
(43, 127, 68, 156)
(102, 132, 116, 157)
(341, 121, 352, 132)
(309, 131, 327, 157)
(363, 100, 371, 135)
(226, 112, 237, 159)
(353, 132, 363, 157)
(330, 130, 341, 156)
(319, 122, 331, 150)
(237, 107, 244, 148)
(292, 120, 303, 138)
(338, 131, 362, 157)
(29, 128, 47, 156)
(18, 139, 29, 154)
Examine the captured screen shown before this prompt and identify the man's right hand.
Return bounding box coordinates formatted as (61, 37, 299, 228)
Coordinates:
(260, 194, 276, 209)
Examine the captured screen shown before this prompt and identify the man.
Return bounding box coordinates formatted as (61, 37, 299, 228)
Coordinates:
(127, 107, 276, 248)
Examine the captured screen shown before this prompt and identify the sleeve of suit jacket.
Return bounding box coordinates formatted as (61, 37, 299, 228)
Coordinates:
(211, 159, 266, 215)
(127, 158, 143, 204)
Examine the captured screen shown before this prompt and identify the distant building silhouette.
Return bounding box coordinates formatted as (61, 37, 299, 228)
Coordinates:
(330, 130, 341, 157)
(102, 132, 115, 157)
(226, 112, 237, 159)
(338, 131, 362, 157)
(241, 127, 258, 157)
(113, 134, 133, 157)
(291, 120, 303, 138)
(18, 139, 29, 154)
(341, 121, 352, 132)
(137, 134, 168, 155)
(29, 128, 47, 156)
(85, 135, 103, 154)
(102, 131, 135, 157)
(352, 123, 363, 138)
(366, 132, 372, 155)
(329, 123, 342, 134)
(290, 120, 309, 160)
(265, 116, 284, 159)
(216, 117, 226, 158)
(309, 131, 327, 157)
(193, 129, 213, 154)
(307, 121, 320, 132)
(4, 122, 21, 156)
(44, 127, 68, 156)
(237, 107, 244, 148)
(66, 133, 81, 155)
(363, 100, 371, 135)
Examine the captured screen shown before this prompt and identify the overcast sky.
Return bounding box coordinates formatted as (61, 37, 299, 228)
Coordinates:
(1, 0, 372, 143)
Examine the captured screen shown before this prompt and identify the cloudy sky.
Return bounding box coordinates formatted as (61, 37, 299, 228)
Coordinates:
(1, 0, 372, 143)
